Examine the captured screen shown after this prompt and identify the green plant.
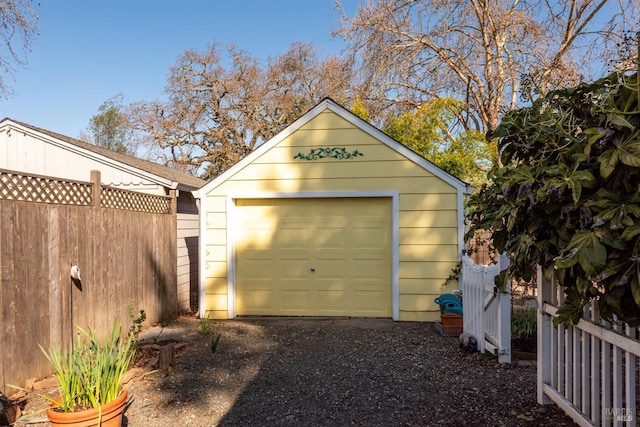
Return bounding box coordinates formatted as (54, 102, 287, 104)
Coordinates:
(211, 334, 221, 356)
(467, 58, 640, 326)
(128, 303, 146, 347)
(39, 320, 135, 412)
(511, 309, 537, 339)
(152, 317, 172, 344)
(199, 318, 213, 335)
(442, 260, 462, 288)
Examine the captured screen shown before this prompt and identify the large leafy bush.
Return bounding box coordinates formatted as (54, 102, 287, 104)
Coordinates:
(467, 69, 640, 326)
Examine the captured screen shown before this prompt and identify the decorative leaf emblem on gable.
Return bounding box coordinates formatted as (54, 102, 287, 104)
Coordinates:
(293, 147, 363, 160)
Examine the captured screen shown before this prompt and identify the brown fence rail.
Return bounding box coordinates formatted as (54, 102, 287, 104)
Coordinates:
(0, 169, 177, 394)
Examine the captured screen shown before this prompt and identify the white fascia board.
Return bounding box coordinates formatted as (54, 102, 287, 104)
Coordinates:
(4, 121, 174, 188)
(228, 190, 398, 199)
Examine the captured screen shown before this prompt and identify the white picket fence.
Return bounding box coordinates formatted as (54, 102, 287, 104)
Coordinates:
(460, 254, 511, 363)
(538, 271, 640, 426)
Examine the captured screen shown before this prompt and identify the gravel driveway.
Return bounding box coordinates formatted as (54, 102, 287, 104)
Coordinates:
(14, 316, 577, 426)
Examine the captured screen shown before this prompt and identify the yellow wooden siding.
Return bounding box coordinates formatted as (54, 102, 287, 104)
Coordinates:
(229, 160, 433, 180)
(255, 143, 411, 164)
(297, 110, 356, 129)
(399, 227, 458, 245)
(399, 210, 458, 228)
(399, 244, 458, 262)
(202, 108, 462, 321)
(212, 177, 455, 194)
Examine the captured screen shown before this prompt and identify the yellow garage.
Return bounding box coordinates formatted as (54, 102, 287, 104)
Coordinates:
(195, 99, 470, 321)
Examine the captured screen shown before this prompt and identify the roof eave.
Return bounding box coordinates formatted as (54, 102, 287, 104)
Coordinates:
(1, 119, 176, 187)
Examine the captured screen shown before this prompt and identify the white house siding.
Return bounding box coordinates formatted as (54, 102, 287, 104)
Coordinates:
(0, 126, 165, 195)
(177, 213, 200, 313)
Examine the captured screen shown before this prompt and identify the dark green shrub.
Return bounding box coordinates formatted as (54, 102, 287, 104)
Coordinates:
(468, 64, 640, 326)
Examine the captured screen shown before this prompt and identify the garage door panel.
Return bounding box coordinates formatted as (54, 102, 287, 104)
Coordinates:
(315, 249, 347, 259)
(242, 248, 275, 259)
(242, 289, 275, 312)
(236, 197, 391, 317)
(241, 260, 274, 280)
(316, 260, 346, 279)
(316, 291, 347, 311)
(315, 228, 346, 248)
(277, 228, 310, 249)
(280, 290, 310, 311)
(280, 260, 310, 279)
(351, 291, 389, 315)
(239, 227, 274, 249)
(279, 248, 310, 260)
(317, 280, 348, 290)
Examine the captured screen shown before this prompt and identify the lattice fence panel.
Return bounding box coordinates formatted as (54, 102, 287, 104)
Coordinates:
(0, 170, 92, 205)
(101, 186, 171, 214)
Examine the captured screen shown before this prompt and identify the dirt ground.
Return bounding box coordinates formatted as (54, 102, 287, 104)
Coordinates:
(10, 316, 577, 426)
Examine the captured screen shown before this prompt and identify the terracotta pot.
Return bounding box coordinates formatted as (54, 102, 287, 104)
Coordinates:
(46, 389, 127, 427)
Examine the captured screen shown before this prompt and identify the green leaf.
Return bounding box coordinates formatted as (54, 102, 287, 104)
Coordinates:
(598, 149, 618, 178)
(555, 231, 607, 277)
(584, 127, 607, 146)
(632, 263, 640, 309)
(617, 136, 640, 167)
(567, 178, 582, 203)
(608, 113, 635, 130)
(622, 225, 640, 241)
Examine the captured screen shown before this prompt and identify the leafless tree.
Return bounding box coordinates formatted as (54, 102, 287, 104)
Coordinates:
(0, 0, 38, 98)
(335, 0, 639, 136)
(127, 43, 355, 179)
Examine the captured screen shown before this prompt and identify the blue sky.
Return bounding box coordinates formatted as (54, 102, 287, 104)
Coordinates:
(0, 1, 359, 139)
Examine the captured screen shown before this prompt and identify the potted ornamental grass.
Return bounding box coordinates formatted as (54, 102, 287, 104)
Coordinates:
(40, 320, 135, 427)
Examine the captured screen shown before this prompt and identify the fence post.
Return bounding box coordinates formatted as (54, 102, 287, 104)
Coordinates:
(169, 189, 177, 214)
(496, 280, 511, 364)
(461, 255, 470, 334)
(537, 266, 553, 404)
(496, 254, 511, 364)
(90, 170, 101, 207)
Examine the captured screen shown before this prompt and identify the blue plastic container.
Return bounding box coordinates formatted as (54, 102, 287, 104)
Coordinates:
(434, 293, 463, 316)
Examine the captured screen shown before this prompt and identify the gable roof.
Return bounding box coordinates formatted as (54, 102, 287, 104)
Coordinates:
(196, 98, 472, 197)
(0, 118, 205, 190)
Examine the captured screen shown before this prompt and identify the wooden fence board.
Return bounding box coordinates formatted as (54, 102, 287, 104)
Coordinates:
(0, 202, 15, 394)
(0, 200, 4, 392)
(0, 171, 177, 394)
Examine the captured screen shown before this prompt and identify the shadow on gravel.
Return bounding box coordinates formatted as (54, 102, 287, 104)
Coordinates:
(216, 318, 577, 427)
(124, 318, 280, 424)
(119, 317, 577, 427)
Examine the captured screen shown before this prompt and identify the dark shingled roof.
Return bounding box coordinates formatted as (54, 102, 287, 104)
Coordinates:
(2, 118, 206, 190)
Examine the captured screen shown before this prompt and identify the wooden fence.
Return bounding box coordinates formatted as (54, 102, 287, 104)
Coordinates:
(538, 271, 639, 426)
(0, 169, 177, 394)
(460, 254, 511, 363)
